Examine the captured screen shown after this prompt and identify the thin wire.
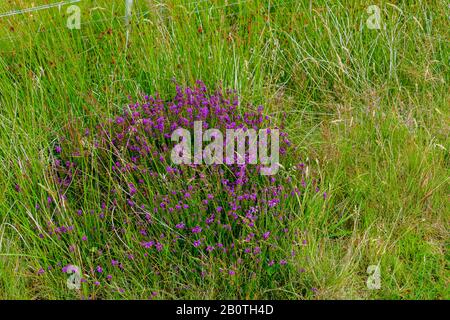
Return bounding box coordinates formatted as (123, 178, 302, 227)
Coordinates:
(0, 0, 81, 18)
(0, 0, 263, 43)
(0, 9, 151, 45)
(0, 0, 293, 55)
(0, 0, 287, 41)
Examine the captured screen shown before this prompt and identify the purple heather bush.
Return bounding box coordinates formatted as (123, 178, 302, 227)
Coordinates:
(39, 81, 323, 297)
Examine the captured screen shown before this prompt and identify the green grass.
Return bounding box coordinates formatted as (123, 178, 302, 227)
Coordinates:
(0, 0, 448, 299)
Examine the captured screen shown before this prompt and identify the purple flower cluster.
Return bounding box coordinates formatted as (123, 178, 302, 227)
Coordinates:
(43, 81, 325, 288)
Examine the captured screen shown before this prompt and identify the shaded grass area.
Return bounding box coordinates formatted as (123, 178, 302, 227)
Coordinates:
(0, 0, 448, 299)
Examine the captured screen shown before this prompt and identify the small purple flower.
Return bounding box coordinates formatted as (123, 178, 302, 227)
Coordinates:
(82, 235, 87, 241)
(55, 145, 62, 153)
(228, 270, 235, 275)
(193, 240, 201, 247)
(175, 222, 185, 229)
(191, 226, 202, 234)
(268, 198, 280, 208)
(129, 183, 137, 196)
(280, 260, 287, 266)
(142, 241, 154, 249)
(115, 117, 125, 124)
(262, 231, 270, 240)
(96, 266, 103, 273)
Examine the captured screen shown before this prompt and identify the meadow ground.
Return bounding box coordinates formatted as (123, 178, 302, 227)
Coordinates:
(0, 0, 448, 299)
